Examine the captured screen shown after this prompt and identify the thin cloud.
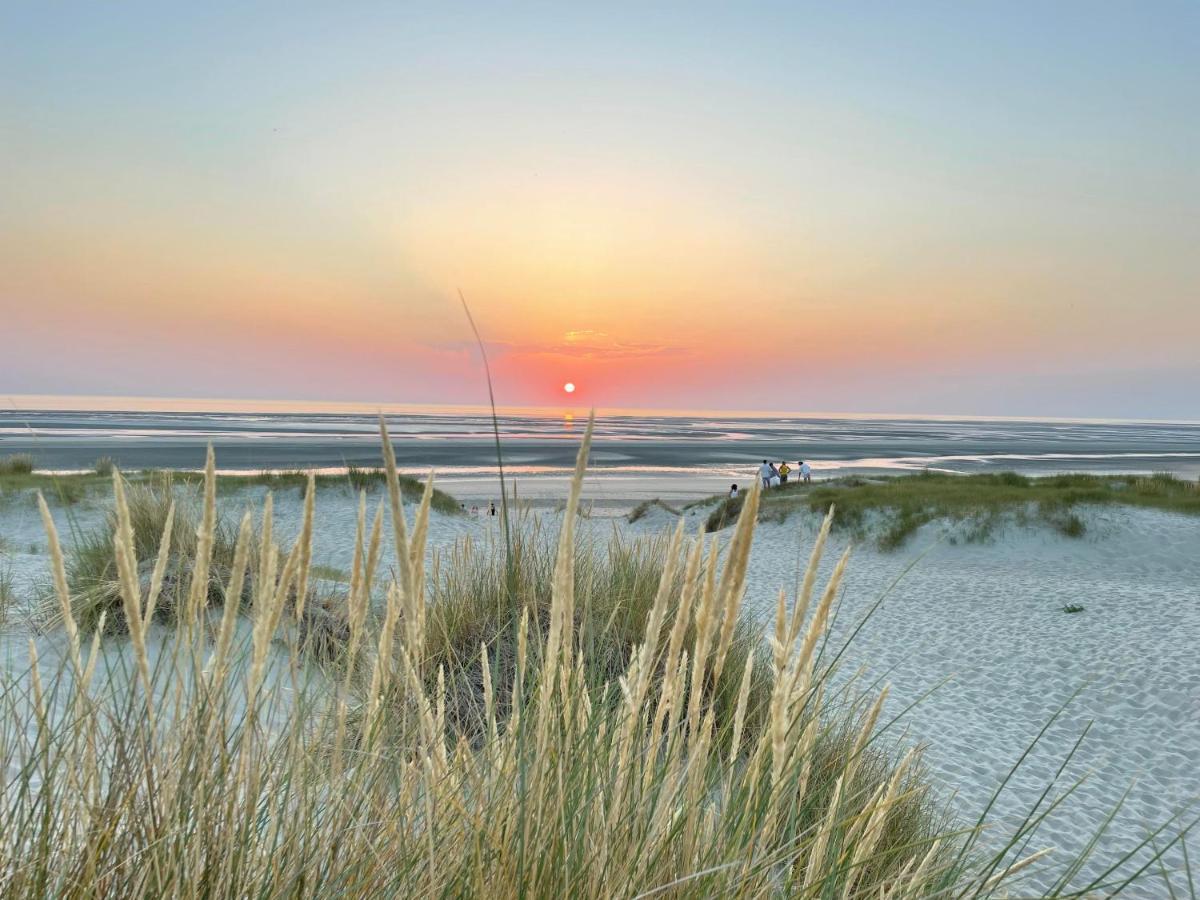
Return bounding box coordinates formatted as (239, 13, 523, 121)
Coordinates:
(426, 331, 689, 361)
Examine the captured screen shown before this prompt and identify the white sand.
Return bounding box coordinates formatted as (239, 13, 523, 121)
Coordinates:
(2, 483, 1197, 893)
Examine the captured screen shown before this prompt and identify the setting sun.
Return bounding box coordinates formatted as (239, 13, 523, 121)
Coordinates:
(563, 382, 575, 394)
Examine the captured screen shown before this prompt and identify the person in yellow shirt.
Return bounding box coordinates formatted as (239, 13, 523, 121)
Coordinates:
(778, 461, 791, 484)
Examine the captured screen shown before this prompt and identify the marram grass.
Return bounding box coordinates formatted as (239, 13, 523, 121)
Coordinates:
(0, 419, 1190, 897)
(704, 470, 1200, 549)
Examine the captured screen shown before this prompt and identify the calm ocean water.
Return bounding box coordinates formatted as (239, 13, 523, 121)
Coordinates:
(2, 408, 1198, 502)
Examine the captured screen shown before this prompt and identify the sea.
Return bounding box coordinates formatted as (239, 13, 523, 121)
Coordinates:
(3, 404, 1198, 505)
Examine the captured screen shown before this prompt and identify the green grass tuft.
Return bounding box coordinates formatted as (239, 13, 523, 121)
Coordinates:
(64, 476, 242, 634)
(705, 494, 745, 532)
(0, 468, 461, 515)
(626, 498, 681, 523)
(413, 526, 763, 742)
(0, 454, 35, 476)
(0, 564, 13, 629)
(704, 470, 1200, 549)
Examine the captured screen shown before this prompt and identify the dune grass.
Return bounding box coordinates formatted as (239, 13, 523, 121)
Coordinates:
(627, 497, 682, 523)
(0, 466, 460, 513)
(0, 453, 35, 476)
(413, 517, 772, 746)
(58, 469, 242, 635)
(178, 466, 462, 514)
(703, 470, 1200, 549)
(0, 422, 1190, 896)
(0, 563, 13, 629)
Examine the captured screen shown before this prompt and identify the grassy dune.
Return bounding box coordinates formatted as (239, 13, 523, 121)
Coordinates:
(0, 454, 35, 476)
(0, 461, 459, 513)
(704, 470, 1200, 549)
(627, 497, 682, 523)
(0, 429, 1189, 896)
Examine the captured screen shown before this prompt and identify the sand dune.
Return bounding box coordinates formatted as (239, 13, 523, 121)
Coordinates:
(2, 484, 1197, 893)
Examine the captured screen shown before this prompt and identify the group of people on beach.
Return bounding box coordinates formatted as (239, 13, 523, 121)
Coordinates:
(729, 460, 811, 498)
(461, 502, 498, 517)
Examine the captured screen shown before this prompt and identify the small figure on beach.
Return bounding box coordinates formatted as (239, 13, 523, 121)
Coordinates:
(488, 501, 497, 516)
(778, 461, 791, 484)
(759, 460, 773, 489)
(768, 462, 781, 488)
(799, 460, 812, 483)
(729, 483, 739, 499)
(471, 505, 479, 516)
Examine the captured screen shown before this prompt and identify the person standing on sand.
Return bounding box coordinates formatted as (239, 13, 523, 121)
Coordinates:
(489, 501, 496, 516)
(800, 460, 812, 483)
(778, 461, 791, 484)
(730, 483, 739, 499)
(768, 462, 780, 488)
(759, 460, 773, 489)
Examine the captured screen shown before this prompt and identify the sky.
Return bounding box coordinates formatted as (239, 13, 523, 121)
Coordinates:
(2, 2, 1197, 419)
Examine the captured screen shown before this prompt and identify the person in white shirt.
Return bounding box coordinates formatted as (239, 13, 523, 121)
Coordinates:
(799, 460, 812, 483)
(729, 483, 739, 499)
(758, 460, 773, 488)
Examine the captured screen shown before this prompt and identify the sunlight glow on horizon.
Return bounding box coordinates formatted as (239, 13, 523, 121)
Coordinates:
(1, 4, 1197, 419)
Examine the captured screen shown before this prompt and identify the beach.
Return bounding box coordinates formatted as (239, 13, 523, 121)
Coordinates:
(3, 468, 1197, 894)
(4, 408, 1200, 509)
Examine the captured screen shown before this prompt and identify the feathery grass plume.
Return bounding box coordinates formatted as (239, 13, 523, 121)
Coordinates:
(802, 774, 845, 891)
(685, 539, 721, 751)
(400, 641, 445, 775)
(184, 445, 217, 630)
(611, 516, 686, 801)
(247, 545, 281, 703)
(624, 517, 685, 713)
(364, 580, 402, 737)
(0, 564, 13, 630)
(460, 289, 514, 586)
(257, 490, 274, 599)
(511, 603, 529, 731)
(789, 504, 833, 655)
(111, 469, 153, 725)
(648, 522, 707, 744)
(379, 414, 423, 664)
(292, 473, 316, 623)
(36, 492, 81, 679)
(539, 410, 594, 717)
(343, 491, 369, 676)
(258, 533, 302, 683)
(710, 477, 760, 686)
(25, 638, 49, 757)
(481, 642, 497, 744)
(364, 497, 384, 587)
(410, 473, 434, 583)
(207, 510, 252, 686)
(141, 498, 175, 628)
(729, 647, 755, 764)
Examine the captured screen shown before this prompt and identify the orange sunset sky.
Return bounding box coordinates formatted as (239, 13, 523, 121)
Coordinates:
(2, 4, 1197, 418)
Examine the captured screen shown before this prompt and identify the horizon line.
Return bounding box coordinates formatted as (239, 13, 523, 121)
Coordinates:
(4, 393, 1200, 428)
